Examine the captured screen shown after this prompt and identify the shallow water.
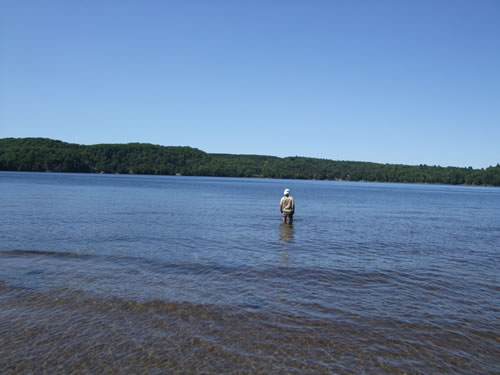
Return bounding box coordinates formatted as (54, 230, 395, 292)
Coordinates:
(0, 172, 499, 374)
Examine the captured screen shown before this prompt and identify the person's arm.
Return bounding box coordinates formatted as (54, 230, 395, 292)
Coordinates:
(280, 197, 284, 214)
(292, 197, 295, 213)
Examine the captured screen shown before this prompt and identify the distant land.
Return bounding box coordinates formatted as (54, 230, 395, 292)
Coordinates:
(1, 138, 499, 186)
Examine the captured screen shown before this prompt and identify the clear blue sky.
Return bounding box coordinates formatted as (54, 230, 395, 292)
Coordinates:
(1, 0, 499, 168)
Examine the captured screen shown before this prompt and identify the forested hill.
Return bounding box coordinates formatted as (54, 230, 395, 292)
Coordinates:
(0, 138, 499, 186)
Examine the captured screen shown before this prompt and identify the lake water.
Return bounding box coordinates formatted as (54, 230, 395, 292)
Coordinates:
(0, 172, 498, 374)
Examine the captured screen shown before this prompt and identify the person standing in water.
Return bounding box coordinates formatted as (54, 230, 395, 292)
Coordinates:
(280, 188, 295, 224)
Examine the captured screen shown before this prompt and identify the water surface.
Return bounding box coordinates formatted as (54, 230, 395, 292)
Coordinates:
(1, 172, 499, 374)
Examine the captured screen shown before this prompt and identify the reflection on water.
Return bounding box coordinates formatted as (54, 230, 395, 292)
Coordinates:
(279, 223, 295, 242)
(279, 223, 295, 266)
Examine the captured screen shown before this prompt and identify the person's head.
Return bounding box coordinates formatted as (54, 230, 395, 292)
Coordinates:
(284, 188, 290, 196)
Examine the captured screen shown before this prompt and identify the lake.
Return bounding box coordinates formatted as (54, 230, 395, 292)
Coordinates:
(0, 172, 498, 374)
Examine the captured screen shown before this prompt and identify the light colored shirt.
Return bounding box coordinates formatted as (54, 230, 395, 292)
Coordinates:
(280, 195, 295, 214)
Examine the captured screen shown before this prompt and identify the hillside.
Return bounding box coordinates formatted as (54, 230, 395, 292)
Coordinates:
(0, 138, 499, 186)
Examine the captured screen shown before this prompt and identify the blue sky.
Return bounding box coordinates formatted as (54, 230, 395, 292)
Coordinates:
(1, 0, 499, 168)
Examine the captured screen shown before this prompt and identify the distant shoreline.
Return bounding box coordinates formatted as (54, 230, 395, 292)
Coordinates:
(1, 137, 499, 186)
(3, 170, 499, 191)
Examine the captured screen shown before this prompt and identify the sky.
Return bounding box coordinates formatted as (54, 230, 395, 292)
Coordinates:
(1, 0, 499, 168)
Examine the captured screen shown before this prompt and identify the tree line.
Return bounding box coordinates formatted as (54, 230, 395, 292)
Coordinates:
(1, 137, 499, 186)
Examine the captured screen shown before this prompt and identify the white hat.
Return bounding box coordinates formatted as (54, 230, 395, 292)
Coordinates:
(284, 189, 290, 195)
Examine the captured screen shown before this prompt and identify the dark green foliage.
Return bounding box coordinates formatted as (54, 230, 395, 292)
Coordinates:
(0, 138, 208, 176)
(0, 138, 498, 186)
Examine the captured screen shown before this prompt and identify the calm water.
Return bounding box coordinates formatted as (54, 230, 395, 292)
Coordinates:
(0, 172, 499, 374)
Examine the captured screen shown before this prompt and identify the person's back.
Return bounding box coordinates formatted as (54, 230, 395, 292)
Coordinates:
(280, 195, 294, 212)
(280, 189, 295, 224)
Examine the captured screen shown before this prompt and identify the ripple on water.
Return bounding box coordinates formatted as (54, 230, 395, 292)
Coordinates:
(0, 280, 498, 375)
(2, 175, 500, 374)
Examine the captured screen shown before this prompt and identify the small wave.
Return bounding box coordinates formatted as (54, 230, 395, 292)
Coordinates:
(0, 249, 96, 258)
(1, 283, 498, 374)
